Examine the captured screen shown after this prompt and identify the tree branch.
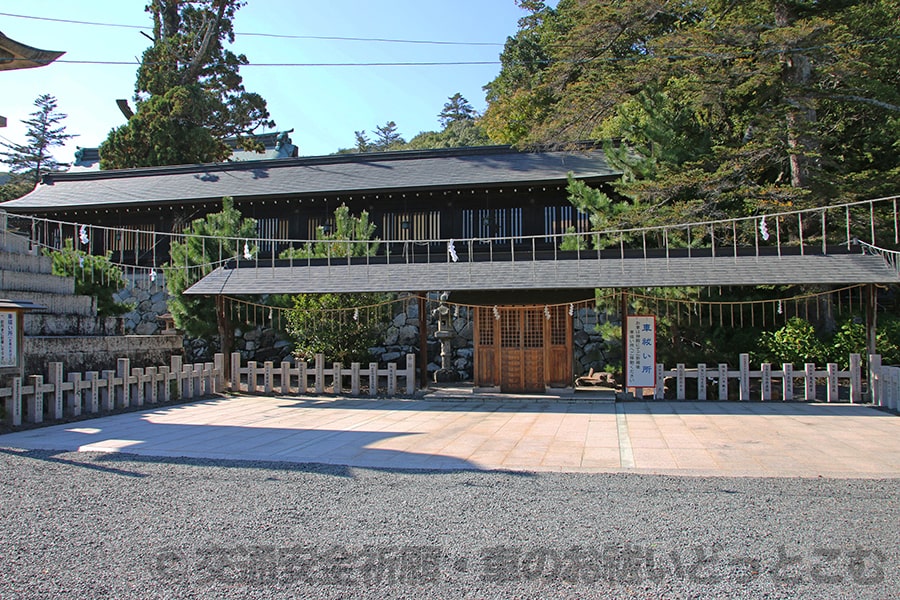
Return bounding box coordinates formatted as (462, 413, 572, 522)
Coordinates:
(181, 2, 228, 85)
(823, 93, 900, 113)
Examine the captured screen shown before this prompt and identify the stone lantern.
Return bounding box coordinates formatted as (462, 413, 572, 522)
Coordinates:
(432, 292, 456, 383)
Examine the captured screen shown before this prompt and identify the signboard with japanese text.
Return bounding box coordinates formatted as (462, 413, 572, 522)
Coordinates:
(0, 310, 17, 368)
(625, 315, 656, 388)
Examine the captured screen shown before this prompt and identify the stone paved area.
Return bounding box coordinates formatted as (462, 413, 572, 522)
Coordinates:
(2, 395, 898, 477)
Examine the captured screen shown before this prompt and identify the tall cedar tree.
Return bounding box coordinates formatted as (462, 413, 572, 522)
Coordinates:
(438, 93, 478, 127)
(100, 0, 273, 168)
(372, 121, 406, 151)
(0, 94, 75, 188)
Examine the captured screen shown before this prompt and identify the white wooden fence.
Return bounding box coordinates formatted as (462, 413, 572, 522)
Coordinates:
(2, 352, 416, 428)
(2, 355, 223, 428)
(3, 350, 895, 429)
(870, 355, 900, 412)
(650, 353, 872, 402)
(228, 352, 417, 398)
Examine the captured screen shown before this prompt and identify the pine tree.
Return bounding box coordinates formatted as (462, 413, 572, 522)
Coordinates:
(354, 130, 371, 152)
(372, 121, 405, 150)
(281, 204, 390, 365)
(438, 93, 477, 127)
(165, 197, 257, 359)
(483, 0, 900, 210)
(0, 94, 76, 186)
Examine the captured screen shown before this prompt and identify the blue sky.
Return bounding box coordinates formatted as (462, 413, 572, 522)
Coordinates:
(1, 1, 554, 163)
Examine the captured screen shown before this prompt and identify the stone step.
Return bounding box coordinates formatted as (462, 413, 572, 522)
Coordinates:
(0, 269, 75, 295)
(0, 228, 36, 255)
(3, 291, 96, 317)
(24, 313, 122, 337)
(0, 249, 54, 275)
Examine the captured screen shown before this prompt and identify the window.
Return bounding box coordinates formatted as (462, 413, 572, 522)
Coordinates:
(500, 309, 520, 348)
(381, 211, 441, 242)
(477, 307, 495, 346)
(110, 224, 155, 254)
(462, 208, 523, 243)
(549, 306, 567, 345)
(523, 308, 545, 348)
(544, 205, 591, 242)
(257, 218, 289, 252)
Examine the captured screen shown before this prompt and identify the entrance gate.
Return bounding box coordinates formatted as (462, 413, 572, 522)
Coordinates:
(474, 305, 572, 393)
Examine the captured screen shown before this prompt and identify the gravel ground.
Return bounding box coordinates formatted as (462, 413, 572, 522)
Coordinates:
(0, 448, 897, 599)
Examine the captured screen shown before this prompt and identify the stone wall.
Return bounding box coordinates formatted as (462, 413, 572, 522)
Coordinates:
(24, 334, 184, 375)
(115, 273, 170, 335)
(573, 306, 613, 375)
(183, 326, 294, 365)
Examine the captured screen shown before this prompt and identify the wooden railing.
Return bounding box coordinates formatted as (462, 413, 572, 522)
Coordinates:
(651, 353, 868, 402)
(2, 353, 417, 428)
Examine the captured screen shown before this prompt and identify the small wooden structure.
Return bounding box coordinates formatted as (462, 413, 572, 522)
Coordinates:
(473, 305, 572, 393)
(0, 299, 45, 381)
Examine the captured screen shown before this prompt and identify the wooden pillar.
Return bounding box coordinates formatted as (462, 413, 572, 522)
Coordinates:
(865, 284, 877, 359)
(418, 293, 428, 388)
(620, 289, 628, 387)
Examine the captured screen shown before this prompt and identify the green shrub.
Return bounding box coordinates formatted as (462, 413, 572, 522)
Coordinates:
(829, 314, 900, 367)
(45, 239, 132, 316)
(286, 293, 393, 365)
(757, 317, 827, 366)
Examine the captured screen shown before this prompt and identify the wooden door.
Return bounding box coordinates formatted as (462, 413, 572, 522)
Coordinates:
(473, 304, 572, 393)
(474, 306, 499, 388)
(498, 307, 544, 393)
(545, 305, 573, 387)
(519, 307, 546, 393)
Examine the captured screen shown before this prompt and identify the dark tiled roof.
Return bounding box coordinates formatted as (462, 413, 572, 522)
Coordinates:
(185, 252, 900, 295)
(0, 145, 618, 212)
